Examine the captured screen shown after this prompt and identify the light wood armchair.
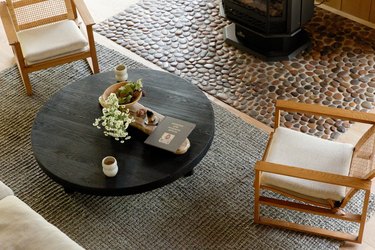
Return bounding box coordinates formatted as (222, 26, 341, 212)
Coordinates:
(0, 0, 99, 95)
(254, 100, 375, 243)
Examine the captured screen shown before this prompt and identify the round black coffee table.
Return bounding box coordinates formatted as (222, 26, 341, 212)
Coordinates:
(31, 69, 215, 195)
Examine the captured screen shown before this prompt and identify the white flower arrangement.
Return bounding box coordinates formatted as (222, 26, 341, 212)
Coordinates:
(93, 93, 135, 143)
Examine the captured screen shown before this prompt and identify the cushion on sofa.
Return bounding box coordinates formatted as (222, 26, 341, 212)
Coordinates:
(0, 181, 13, 200)
(0, 196, 83, 250)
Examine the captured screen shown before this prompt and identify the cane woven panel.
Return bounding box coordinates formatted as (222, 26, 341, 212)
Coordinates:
(6, 0, 69, 30)
(350, 131, 375, 179)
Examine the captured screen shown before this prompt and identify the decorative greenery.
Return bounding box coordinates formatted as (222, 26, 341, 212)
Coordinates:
(116, 79, 143, 105)
(93, 93, 135, 143)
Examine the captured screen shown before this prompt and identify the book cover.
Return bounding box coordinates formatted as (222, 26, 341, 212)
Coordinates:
(144, 116, 196, 153)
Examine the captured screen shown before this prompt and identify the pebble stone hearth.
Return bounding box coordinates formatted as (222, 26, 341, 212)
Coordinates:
(94, 0, 375, 139)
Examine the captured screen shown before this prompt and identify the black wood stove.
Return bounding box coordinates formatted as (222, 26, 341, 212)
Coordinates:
(222, 0, 314, 61)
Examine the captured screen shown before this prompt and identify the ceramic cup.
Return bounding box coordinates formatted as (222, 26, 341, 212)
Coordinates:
(115, 64, 128, 82)
(102, 156, 118, 177)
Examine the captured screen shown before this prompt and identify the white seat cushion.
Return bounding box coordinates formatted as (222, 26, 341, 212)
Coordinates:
(261, 127, 354, 202)
(0, 196, 83, 249)
(0, 181, 13, 200)
(17, 20, 88, 65)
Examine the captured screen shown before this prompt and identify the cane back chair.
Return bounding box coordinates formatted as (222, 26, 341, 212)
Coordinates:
(254, 100, 375, 243)
(0, 0, 99, 95)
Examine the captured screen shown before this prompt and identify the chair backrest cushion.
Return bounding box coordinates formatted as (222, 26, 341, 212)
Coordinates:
(262, 127, 354, 201)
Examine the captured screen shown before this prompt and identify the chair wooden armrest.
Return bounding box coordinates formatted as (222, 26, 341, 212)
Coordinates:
(72, 0, 94, 26)
(275, 100, 375, 124)
(0, 2, 18, 45)
(255, 161, 371, 190)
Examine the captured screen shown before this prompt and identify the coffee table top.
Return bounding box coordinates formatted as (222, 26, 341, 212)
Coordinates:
(31, 69, 215, 195)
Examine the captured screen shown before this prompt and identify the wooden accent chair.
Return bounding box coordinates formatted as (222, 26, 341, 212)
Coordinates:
(0, 0, 99, 95)
(254, 100, 375, 243)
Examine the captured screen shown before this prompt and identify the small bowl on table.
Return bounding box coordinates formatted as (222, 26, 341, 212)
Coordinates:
(99, 82, 142, 109)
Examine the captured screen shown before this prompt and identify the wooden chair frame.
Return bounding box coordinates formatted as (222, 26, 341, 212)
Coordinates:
(0, 0, 99, 95)
(254, 100, 375, 243)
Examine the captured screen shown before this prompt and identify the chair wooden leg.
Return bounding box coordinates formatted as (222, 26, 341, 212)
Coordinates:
(86, 25, 100, 74)
(254, 170, 261, 223)
(92, 55, 99, 73)
(357, 190, 371, 243)
(15, 63, 32, 96)
(86, 56, 99, 74)
(13, 44, 32, 95)
(20, 70, 32, 96)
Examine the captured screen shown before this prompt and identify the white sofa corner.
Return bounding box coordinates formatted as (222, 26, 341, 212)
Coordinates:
(0, 181, 84, 250)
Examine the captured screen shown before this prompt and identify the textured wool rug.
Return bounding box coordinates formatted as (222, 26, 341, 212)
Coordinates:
(95, 0, 375, 140)
(0, 44, 374, 249)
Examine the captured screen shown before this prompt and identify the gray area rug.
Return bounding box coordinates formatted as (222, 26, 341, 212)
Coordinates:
(0, 44, 374, 249)
(94, 0, 375, 140)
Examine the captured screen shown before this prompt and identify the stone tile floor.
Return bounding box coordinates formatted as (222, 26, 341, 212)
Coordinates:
(94, 0, 375, 140)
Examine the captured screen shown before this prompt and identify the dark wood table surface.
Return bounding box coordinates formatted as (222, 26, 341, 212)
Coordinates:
(31, 69, 215, 195)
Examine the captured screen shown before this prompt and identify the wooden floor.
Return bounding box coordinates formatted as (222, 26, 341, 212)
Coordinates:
(0, 1, 374, 248)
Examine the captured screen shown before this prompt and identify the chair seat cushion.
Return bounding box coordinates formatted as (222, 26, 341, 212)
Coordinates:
(261, 127, 354, 201)
(17, 20, 88, 65)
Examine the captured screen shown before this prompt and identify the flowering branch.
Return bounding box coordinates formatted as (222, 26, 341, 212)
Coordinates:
(93, 93, 135, 143)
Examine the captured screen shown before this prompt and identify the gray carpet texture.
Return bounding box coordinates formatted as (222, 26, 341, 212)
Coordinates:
(0, 44, 374, 249)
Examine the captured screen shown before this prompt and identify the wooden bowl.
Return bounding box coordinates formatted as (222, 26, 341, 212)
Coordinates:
(99, 82, 142, 109)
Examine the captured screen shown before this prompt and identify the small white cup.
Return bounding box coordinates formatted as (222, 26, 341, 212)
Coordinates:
(102, 156, 118, 177)
(115, 64, 128, 82)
